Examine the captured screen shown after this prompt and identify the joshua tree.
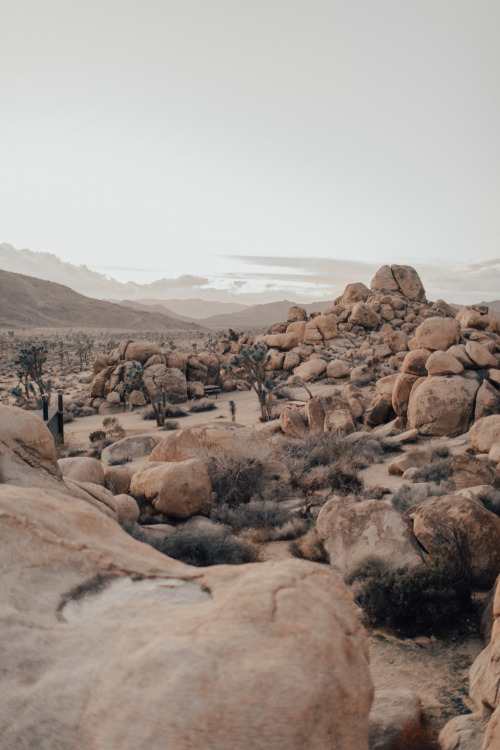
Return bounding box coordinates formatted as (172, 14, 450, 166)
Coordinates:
(224, 342, 275, 421)
(14, 344, 51, 402)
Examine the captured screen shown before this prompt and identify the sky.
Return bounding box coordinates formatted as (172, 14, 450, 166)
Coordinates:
(1, 1, 500, 303)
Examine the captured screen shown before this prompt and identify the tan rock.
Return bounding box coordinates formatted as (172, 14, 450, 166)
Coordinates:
(415, 317, 461, 351)
(114, 493, 140, 524)
(370, 265, 400, 293)
(324, 408, 356, 435)
(425, 350, 464, 376)
(446, 344, 475, 369)
(292, 358, 327, 381)
(303, 321, 323, 343)
(402, 348, 432, 376)
(283, 351, 301, 371)
(327, 359, 350, 379)
(314, 315, 338, 340)
(105, 462, 140, 495)
(166, 350, 188, 373)
(143, 364, 187, 402)
(287, 305, 307, 322)
(0, 404, 58, 477)
(456, 306, 490, 330)
(124, 341, 162, 364)
(387, 449, 432, 475)
(101, 434, 163, 466)
(262, 332, 299, 350)
(90, 365, 114, 398)
(317, 497, 424, 576)
(58, 457, 105, 486)
(475, 380, 500, 421)
(385, 330, 408, 353)
(280, 405, 308, 438)
(151, 423, 265, 463)
(375, 373, 399, 396)
(350, 302, 381, 329)
(409, 494, 500, 587)
(439, 713, 487, 750)
(489, 445, 500, 464)
(392, 373, 419, 417)
(0, 474, 373, 750)
(342, 281, 371, 303)
(446, 453, 495, 490)
(407, 376, 479, 437)
(391, 265, 426, 301)
(470, 415, 500, 454)
(365, 393, 395, 427)
(128, 389, 147, 406)
(466, 340, 498, 368)
(369, 690, 426, 750)
(130, 458, 211, 518)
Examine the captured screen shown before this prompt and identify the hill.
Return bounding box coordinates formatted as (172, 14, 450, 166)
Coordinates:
(0, 270, 202, 331)
(202, 299, 333, 329)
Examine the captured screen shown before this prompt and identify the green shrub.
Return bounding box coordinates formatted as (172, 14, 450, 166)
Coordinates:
(160, 526, 258, 566)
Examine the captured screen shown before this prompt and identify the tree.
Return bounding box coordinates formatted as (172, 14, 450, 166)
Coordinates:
(223, 342, 276, 421)
(13, 344, 51, 402)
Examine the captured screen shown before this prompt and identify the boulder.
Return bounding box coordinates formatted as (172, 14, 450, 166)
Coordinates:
(470, 416, 500, 454)
(114, 493, 140, 524)
(262, 333, 299, 350)
(409, 494, 500, 587)
(369, 689, 427, 750)
(407, 376, 479, 437)
(303, 321, 323, 343)
(370, 266, 400, 293)
(466, 340, 498, 369)
(446, 344, 475, 369)
(130, 458, 211, 518)
(283, 351, 301, 371)
(124, 341, 162, 364)
(342, 282, 371, 304)
(287, 305, 307, 322)
(143, 364, 187, 402)
(0, 404, 59, 480)
(350, 302, 381, 329)
(292, 358, 327, 381)
(101, 434, 164, 466)
(280, 406, 308, 438)
(456, 306, 490, 330)
(415, 317, 461, 351)
(324, 408, 356, 435)
(425, 350, 464, 376)
(385, 330, 408, 353)
(474, 380, 500, 421)
(58, 457, 105, 486)
(392, 373, 419, 417)
(446, 454, 495, 490)
(390, 265, 426, 302)
(327, 359, 350, 379)
(150, 424, 265, 463)
(402, 349, 432, 376)
(365, 393, 395, 428)
(314, 315, 338, 340)
(387, 449, 432, 476)
(439, 713, 488, 750)
(317, 497, 424, 577)
(0, 477, 374, 750)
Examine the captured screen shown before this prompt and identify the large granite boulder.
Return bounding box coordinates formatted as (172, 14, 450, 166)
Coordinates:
(407, 376, 479, 437)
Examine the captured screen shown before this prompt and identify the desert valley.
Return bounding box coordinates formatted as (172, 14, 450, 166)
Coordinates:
(2, 261, 500, 749)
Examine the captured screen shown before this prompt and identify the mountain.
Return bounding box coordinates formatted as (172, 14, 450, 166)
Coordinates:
(202, 299, 333, 330)
(131, 298, 249, 319)
(0, 270, 202, 330)
(116, 300, 192, 322)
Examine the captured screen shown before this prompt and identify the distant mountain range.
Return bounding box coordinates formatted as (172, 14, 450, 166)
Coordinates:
(117, 298, 334, 330)
(0, 270, 201, 331)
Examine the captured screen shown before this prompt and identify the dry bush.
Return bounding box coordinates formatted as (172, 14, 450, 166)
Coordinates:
(199, 442, 271, 508)
(189, 399, 217, 413)
(211, 500, 307, 541)
(289, 529, 329, 564)
(160, 526, 259, 567)
(392, 482, 446, 514)
(411, 456, 452, 485)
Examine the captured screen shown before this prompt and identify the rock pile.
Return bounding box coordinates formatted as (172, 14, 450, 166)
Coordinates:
(88, 339, 222, 414)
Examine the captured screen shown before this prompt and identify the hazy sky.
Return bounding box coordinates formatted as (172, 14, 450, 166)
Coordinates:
(1, 1, 499, 301)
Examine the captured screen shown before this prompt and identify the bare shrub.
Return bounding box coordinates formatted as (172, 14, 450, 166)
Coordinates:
(411, 456, 452, 485)
(289, 529, 329, 564)
(160, 526, 259, 566)
(189, 399, 217, 413)
(199, 443, 270, 508)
